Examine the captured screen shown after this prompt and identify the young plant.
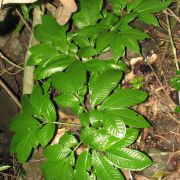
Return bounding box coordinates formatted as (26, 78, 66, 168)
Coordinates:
(10, 0, 172, 179)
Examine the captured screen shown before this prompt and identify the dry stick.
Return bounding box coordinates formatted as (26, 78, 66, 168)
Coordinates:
(23, 7, 44, 95)
(167, 8, 180, 23)
(15, 8, 34, 34)
(0, 51, 23, 69)
(0, 78, 21, 108)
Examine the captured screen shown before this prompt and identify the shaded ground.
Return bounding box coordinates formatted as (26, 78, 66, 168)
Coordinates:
(0, 6, 179, 180)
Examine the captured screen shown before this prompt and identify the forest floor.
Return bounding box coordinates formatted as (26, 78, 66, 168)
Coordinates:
(0, 5, 179, 180)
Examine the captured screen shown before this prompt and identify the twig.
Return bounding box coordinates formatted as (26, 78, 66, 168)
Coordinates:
(15, 8, 34, 34)
(154, 134, 171, 143)
(48, 121, 81, 127)
(167, 8, 180, 23)
(147, 62, 176, 106)
(0, 51, 23, 69)
(0, 78, 21, 108)
(169, 131, 180, 136)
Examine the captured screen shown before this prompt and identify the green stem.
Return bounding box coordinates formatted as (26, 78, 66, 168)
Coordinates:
(73, 141, 83, 152)
(44, 121, 81, 127)
(165, 13, 179, 71)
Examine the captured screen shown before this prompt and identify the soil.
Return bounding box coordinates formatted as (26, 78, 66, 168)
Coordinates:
(0, 5, 179, 180)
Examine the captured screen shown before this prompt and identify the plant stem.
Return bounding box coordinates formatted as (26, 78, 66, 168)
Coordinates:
(48, 121, 81, 127)
(165, 13, 179, 71)
(0, 78, 21, 108)
(15, 8, 34, 34)
(73, 141, 82, 152)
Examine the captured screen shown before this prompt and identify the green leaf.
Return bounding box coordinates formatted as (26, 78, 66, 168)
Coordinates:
(127, 0, 144, 12)
(124, 37, 140, 53)
(55, 93, 80, 108)
(44, 133, 78, 161)
(40, 94, 56, 122)
(74, 150, 92, 180)
(61, 162, 73, 180)
(53, 61, 86, 94)
(20, 4, 29, 20)
(90, 69, 123, 107)
(42, 78, 52, 93)
(29, 84, 43, 111)
(67, 61, 87, 91)
(106, 148, 153, 171)
(103, 111, 126, 139)
(92, 151, 125, 180)
(80, 127, 118, 151)
(21, 95, 34, 115)
(104, 108, 150, 128)
(73, 0, 103, 28)
(100, 13, 119, 27)
(175, 106, 180, 113)
(27, 43, 58, 65)
(10, 129, 39, 163)
(80, 112, 91, 127)
(35, 15, 68, 53)
(110, 34, 125, 60)
(78, 46, 97, 58)
(135, 0, 172, 14)
(52, 72, 74, 93)
(84, 59, 117, 72)
(171, 76, 180, 90)
(30, 84, 56, 122)
(89, 110, 103, 128)
(42, 160, 65, 180)
(139, 13, 159, 26)
(110, 0, 127, 14)
(34, 57, 75, 80)
(73, 34, 90, 47)
(101, 89, 148, 110)
(96, 31, 115, 53)
(77, 24, 109, 38)
(107, 128, 139, 150)
(38, 124, 55, 147)
(119, 28, 150, 41)
(10, 114, 40, 133)
(118, 13, 138, 28)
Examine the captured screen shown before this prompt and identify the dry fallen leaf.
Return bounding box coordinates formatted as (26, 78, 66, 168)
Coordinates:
(1, 0, 77, 25)
(124, 71, 135, 82)
(130, 57, 143, 66)
(51, 128, 66, 145)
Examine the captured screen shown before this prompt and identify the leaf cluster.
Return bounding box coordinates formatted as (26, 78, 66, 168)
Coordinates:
(10, 0, 172, 179)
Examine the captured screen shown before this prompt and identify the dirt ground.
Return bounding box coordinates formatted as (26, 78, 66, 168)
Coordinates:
(0, 5, 179, 180)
